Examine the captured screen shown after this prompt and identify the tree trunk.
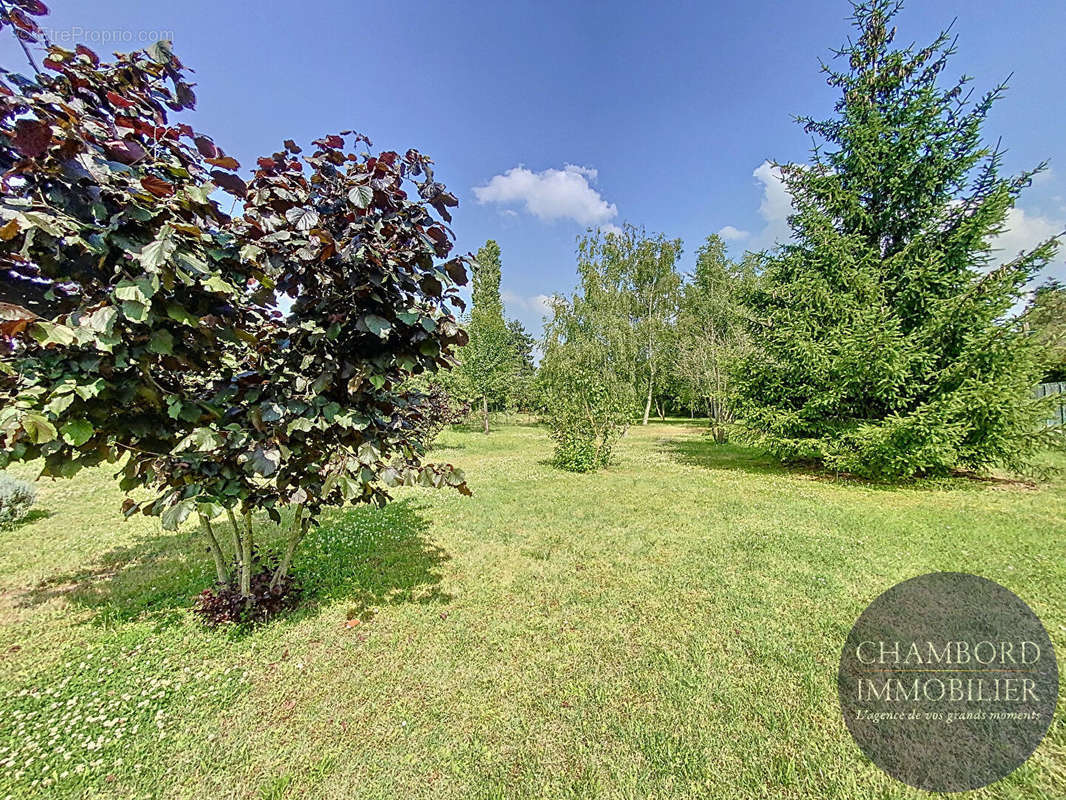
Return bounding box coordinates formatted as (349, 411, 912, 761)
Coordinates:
(270, 506, 305, 592)
(225, 507, 242, 563)
(199, 514, 230, 586)
(239, 512, 254, 599)
(225, 507, 245, 594)
(481, 395, 489, 434)
(642, 377, 653, 426)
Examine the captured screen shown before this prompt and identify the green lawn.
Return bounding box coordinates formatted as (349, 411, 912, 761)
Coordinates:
(0, 421, 1064, 799)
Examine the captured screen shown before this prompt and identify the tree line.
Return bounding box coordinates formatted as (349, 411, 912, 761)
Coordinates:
(451, 0, 1064, 479)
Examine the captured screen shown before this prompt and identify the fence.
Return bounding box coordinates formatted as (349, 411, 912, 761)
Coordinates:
(1036, 382, 1066, 427)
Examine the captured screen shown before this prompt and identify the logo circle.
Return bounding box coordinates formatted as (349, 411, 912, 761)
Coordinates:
(838, 572, 1058, 792)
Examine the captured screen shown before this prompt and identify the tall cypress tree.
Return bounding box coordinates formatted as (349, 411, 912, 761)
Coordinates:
(736, 0, 1062, 478)
(462, 240, 517, 433)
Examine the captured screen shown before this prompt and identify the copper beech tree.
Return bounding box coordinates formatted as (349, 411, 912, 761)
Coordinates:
(0, 30, 471, 619)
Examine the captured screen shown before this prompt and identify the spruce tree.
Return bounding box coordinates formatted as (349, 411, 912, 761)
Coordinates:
(736, 0, 1062, 478)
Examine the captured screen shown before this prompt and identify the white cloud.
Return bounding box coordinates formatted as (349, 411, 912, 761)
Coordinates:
(991, 206, 1063, 264)
(749, 160, 794, 251)
(473, 164, 618, 226)
(501, 289, 552, 319)
(717, 225, 750, 242)
(716, 161, 795, 252)
(600, 222, 624, 237)
(991, 206, 1066, 284)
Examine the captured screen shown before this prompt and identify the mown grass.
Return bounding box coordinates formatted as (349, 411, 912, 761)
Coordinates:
(0, 420, 1063, 799)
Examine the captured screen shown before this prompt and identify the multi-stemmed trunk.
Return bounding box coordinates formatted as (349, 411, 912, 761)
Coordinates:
(197, 506, 307, 601)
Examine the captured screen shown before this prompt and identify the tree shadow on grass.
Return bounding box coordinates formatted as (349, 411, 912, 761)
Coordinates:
(429, 441, 465, 452)
(0, 508, 52, 530)
(662, 438, 787, 478)
(661, 435, 1034, 493)
(19, 498, 449, 628)
(641, 417, 714, 428)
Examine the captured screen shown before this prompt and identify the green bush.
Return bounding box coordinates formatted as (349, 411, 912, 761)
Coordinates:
(550, 426, 614, 473)
(0, 472, 36, 528)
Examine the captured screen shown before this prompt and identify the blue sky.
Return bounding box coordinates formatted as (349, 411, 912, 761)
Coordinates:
(3, 0, 1065, 335)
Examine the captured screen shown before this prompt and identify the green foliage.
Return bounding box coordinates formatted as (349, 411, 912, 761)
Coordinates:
(673, 235, 754, 440)
(505, 318, 538, 411)
(471, 240, 505, 320)
(455, 240, 523, 431)
(405, 379, 471, 449)
(0, 31, 473, 607)
(549, 425, 612, 472)
(540, 229, 641, 471)
(0, 471, 35, 527)
(0, 40, 265, 499)
(1026, 281, 1066, 382)
(604, 225, 683, 425)
(734, 0, 1063, 479)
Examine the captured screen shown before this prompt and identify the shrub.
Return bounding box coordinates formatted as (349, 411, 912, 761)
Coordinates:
(538, 230, 641, 473)
(550, 426, 613, 473)
(0, 472, 35, 528)
(192, 549, 300, 627)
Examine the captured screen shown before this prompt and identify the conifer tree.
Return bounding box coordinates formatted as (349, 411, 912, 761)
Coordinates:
(461, 240, 517, 433)
(736, 0, 1062, 478)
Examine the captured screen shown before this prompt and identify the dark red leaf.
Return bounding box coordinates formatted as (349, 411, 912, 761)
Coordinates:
(75, 45, 99, 66)
(106, 91, 135, 109)
(211, 170, 246, 198)
(175, 81, 196, 110)
(420, 273, 443, 297)
(104, 139, 147, 164)
(313, 134, 344, 149)
(205, 155, 240, 170)
(0, 302, 35, 338)
(194, 135, 220, 159)
(12, 119, 51, 158)
(7, 8, 39, 34)
(140, 175, 175, 198)
(13, 0, 48, 15)
(444, 259, 467, 285)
